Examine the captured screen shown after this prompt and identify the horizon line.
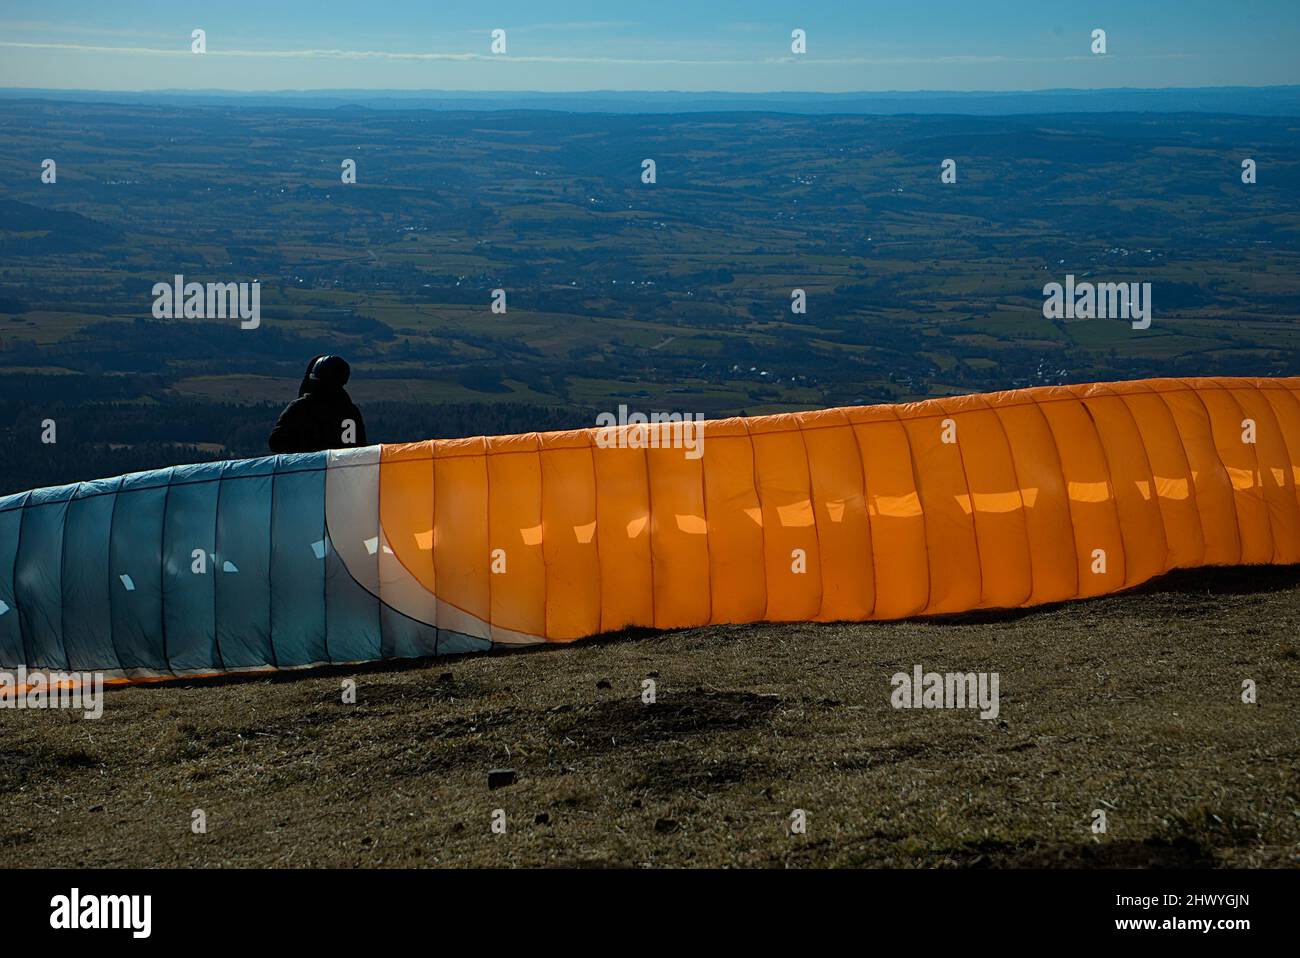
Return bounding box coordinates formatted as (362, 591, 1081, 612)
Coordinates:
(3, 84, 1299, 97)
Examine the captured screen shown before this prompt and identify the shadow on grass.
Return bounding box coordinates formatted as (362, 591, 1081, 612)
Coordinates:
(902, 563, 1300, 627)
(935, 806, 1261, 869)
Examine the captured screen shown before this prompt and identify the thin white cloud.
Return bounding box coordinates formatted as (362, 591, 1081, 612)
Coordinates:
(521, 21, 642, 31)
(0, 40, 1191, 66)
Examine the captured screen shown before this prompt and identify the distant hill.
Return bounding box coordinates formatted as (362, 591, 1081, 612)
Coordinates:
(4, 85, 1300, 116)
(0, 198, 122, 254)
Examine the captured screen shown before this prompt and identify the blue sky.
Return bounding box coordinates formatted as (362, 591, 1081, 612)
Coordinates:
(1, 0, 1297, 92)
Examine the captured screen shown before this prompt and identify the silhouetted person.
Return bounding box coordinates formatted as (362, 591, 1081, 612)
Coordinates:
(268, 354, 368, 454)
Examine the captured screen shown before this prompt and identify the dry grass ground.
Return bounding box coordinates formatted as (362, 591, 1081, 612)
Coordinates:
(3, 566, 1298, 868)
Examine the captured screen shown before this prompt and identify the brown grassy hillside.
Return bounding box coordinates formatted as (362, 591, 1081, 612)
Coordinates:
(3, 565, 1298, 868)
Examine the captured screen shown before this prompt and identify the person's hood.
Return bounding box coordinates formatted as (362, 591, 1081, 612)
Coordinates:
(311, 355, 351, 391)
(298, 354, 326, 396)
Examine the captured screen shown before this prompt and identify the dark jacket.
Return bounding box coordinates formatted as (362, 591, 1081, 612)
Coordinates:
(267, 356, 368, 454)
